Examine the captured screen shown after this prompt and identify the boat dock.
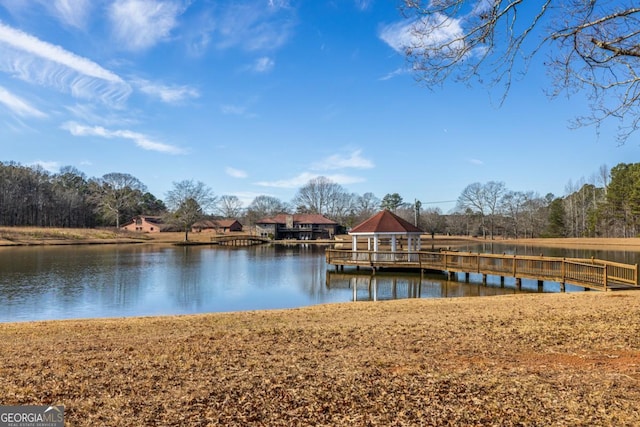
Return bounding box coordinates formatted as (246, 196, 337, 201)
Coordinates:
(325, 249, 639, 292)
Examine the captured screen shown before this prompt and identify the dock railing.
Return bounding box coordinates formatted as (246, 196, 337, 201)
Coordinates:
(325, 249, 639, 291)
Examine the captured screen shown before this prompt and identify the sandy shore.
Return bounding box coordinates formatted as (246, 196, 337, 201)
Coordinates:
(1, 292, 639, 426)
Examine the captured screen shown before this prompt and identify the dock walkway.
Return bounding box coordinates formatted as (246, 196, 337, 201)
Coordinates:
(325, 249, 639, 292)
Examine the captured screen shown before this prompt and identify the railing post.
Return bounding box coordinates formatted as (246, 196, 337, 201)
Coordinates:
(604, 264, 608, 291)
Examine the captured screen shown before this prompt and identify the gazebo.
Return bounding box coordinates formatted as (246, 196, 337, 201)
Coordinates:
(349, 209, 424, 255)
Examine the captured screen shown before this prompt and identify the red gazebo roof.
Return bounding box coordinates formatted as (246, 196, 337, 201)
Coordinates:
(349, 210, 423, 234)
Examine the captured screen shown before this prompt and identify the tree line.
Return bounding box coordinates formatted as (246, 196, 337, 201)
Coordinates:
(1, 160, 639, 239)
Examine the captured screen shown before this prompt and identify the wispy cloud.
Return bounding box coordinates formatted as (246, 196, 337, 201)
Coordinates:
(0, 86, 47, 118)
(133, 78, 200, 103)
(226, 167, 248, 178)
(312, 149, 374, 171)
(220, 104, 247, 115)
(256, 172, 365, 188)
(108, 0, 183, 51)
(354, 0, 373, 11)
(0, 0, 92, 29)
(379, 15, 463, 54)
(379, 67, 408, 81)
(0, 22, 131, 105)
(467, 158, 484, 165)
(49, 0, 92, 29)
(29, 160, 60, 173)
(252, 57, 274, 73)
(211, 1, 296, 52)
(62, 121, 185, 154)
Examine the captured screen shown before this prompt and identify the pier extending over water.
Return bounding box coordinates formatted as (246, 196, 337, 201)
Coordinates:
(325, 249, 639, 292)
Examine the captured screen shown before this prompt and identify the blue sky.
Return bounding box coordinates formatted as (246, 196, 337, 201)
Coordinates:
(0, 0, 637, 213)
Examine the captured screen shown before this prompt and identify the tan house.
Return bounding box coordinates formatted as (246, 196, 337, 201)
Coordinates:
(121, 215, 167, 233)
(256, 213, 338, 240)
(191, 219, 243, 234)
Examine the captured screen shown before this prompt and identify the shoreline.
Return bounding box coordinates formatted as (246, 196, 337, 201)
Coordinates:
(2, 226, 640, 251)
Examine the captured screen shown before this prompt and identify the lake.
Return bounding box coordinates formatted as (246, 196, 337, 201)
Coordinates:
(1, 243, 637, 323)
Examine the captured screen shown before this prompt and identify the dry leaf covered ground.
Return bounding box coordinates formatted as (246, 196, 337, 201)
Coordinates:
(1, 292, 639, 426)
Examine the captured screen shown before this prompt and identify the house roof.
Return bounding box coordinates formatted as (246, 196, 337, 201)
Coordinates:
(192, 219, 241, 229)
(349, 210, 423, 234)
(256, 213, 338, 225)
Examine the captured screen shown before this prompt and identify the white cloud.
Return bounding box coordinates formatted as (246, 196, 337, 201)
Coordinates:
(0, 86, 47, 118)
(133, 79, 200, 103)
(211, 1, 296, 52)
(0, 0, 92, 29)
(379, 67, 408, 81)
(62, 121, 185, 154)
(253, 57, 274, 73)
(109, 0, 183, 51)
(468, 158, 484, 165)
(50, 0, 92, 29)
(312, 149, 374, 171)
(354, 0, 372, 11)
(0, 22, 131, 105)
(379, 15, 464, 54)
(220, 104, 247, 115)
(256, 172, 364, 188)
(226, 167, 248, 178)
(29, 160, 60, 173)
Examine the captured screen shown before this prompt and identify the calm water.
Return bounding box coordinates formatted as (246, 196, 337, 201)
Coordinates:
(0, 243, 636, 323)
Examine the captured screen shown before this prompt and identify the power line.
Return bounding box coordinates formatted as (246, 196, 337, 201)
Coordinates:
(420, 200, 457, 205)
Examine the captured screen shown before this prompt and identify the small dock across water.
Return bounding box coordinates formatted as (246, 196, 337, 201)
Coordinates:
(325, 249, 639, 292)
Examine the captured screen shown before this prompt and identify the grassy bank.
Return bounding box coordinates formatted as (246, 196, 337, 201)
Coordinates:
(1, 292, 639, 426)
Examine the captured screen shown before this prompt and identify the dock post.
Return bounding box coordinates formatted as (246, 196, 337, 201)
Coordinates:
(500, 276, 505, 287)
(537, 280, 544, 292)
(465, 272, 470, 282)
(482, 274, 487, 285)
(515, 278, 522, 290)
(560, 282, 566, 292)
(448, 271, 456, 281)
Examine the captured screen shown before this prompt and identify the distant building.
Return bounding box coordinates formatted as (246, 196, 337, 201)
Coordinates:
(256, 213, 338, 240)
(192, 219, 243, 234)
(121, 215, 167, 233)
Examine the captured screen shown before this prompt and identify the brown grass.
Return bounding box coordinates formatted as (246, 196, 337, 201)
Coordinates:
(1, 292, 639, 426)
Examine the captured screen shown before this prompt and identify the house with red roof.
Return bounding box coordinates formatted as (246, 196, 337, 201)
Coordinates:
(349, 209, 424, 254)
(256, 213, 338, 240)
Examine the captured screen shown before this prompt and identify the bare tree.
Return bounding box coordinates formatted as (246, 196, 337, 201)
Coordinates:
(293, 176, 345, 217)
(165, 180, 216, 241)
(216, 195, 244, 218)
(397, 1, 640, 142)
(457, 181, 506, 239)
(93, 172, 147, 228)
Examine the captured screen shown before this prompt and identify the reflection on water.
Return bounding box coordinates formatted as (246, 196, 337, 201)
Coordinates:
(0, 242, 633, 322)
(324, 269, 576, 301)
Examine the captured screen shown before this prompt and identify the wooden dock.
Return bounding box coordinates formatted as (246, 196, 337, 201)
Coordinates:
(325, 249, 640, 292)
(210, 234, 270, 246)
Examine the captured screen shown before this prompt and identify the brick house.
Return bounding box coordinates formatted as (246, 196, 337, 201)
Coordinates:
(121, 215, 167, 233)
(255, 213, 338, 240)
